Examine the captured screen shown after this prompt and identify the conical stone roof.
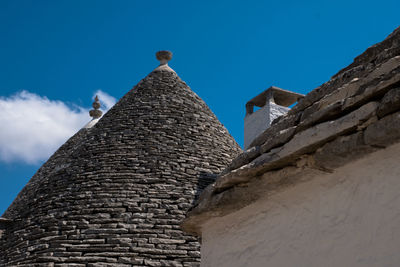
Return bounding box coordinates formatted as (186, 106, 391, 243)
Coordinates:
(0, 53, 242, 266)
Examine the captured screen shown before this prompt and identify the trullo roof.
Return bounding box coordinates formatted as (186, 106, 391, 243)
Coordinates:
(0, 52, 242, 266)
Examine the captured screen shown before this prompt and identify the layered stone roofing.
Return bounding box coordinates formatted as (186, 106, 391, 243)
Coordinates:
(183, 26, 400, 235)
(0, 52, 241, 266)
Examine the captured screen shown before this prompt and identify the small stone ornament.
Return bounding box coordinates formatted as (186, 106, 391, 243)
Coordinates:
(89, 95, 103, 119)
(156, 50, 172, 65)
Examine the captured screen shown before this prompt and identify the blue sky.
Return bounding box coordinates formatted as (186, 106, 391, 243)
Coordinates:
(0, 0, 399, 215)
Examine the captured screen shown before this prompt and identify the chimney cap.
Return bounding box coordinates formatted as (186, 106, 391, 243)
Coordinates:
(247, 86, 304, 108)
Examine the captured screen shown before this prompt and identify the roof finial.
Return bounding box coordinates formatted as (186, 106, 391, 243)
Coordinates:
(89, 95, 102, 119)
(156, 50, 173, 65)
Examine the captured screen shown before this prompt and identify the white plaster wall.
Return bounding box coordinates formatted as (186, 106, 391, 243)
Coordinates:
(244, 103, 288, 149)
(201, 143, 400, 267)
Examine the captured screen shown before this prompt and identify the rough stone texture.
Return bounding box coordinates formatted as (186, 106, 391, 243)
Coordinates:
(0, 67, 241, 266)
(377, 87, 400, 117)
(313, 131, 377, 170)
(210, 101, 378, 193)
(221, 146, 260, 175)
(297, 100, 344, 132)
(183, 26, 400, 235)
(341, 70, 400, 111)
(276, 101, 378, 158)
(313, 55, 400, 113)
(253, 56, 400, 155)
(289, 27, 400, 116)
(260, 127, 296, 154)
(364, 110, 400, 147)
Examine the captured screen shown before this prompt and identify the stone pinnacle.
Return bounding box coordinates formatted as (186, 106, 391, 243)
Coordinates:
(89, 95, 102, 119)
(156, 50, 172, 65)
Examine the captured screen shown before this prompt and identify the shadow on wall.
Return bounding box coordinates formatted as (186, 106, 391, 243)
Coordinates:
(194, 172, 218, 204)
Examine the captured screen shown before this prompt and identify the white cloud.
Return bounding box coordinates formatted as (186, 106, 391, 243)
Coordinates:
(0, 90, 116, 164)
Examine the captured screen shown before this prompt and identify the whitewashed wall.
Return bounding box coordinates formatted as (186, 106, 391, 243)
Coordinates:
(201, 142, 400, 267)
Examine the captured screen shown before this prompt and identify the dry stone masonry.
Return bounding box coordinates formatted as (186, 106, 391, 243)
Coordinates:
(0, 51, 241, 266)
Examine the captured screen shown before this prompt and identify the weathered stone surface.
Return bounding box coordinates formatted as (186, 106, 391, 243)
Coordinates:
(55, 264, 86, 267)
(249, 112, 301, 148)
(315, 78, 361, 111)
(316, 56, 400, 110)
(277, 101, 378, 158)
(213, 102, 378, 193)
(377, 87, 400, 117)
(342, 71, 400, 111)
(260, 127, 296, 153)
(0, 218, 12, 223)
(221, 146, 261, 175)
(296, 56, 400, 132)
(0, 218, 11, 239)
(313, 132, 377, 170)
(364, 111, 400, 147)
(185, 100, 382, 231)
(0, 66, 241, 265)
(297, 100, 344, 132)
(289, 27, 400, 115)
(214, 163, 261, 193)
(265, 102, 378, 164)
(87, 264, 130, 267)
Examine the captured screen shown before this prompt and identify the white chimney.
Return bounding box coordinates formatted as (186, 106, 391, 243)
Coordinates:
(244, 86, 304, 149)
